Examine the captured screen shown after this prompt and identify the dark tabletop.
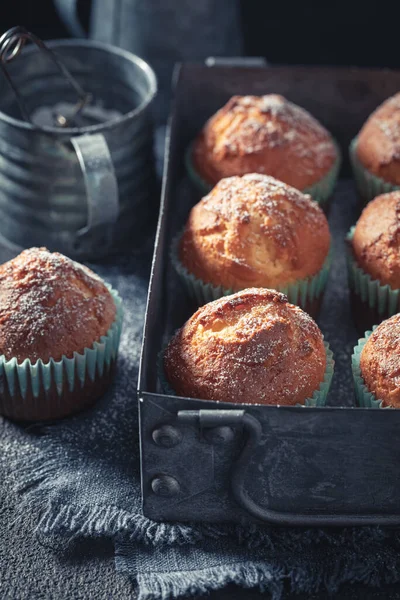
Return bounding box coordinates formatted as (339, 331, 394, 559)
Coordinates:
(2, 457, 400, 599)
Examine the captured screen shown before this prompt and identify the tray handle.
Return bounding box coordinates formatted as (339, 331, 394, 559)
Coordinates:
(178, 409, 399, 527)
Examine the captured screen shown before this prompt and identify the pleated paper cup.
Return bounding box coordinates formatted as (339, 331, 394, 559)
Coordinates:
(185, 141, 341, 210)
(351, 331, 389, 409)
(159, 340, 334, 408)
(302, 143, 342, 210)
(349, 137, 400, 205)
(171, 232, 332, 317)
(0, 287, 123, 421)
(346, 227, 400, 332)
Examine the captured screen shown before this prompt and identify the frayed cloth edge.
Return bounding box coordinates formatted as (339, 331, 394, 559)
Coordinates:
(117, 554, 400, 600)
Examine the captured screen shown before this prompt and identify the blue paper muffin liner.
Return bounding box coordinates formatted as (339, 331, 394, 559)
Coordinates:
(0, 286, 123, 420)
(351, 329, 390, 409)
(346, 227, 400, 319)
(171, 232, 332, 312)
(159, 339, 334, 407)
(185, 140, 341, 208)
(349, 137, 400, 204)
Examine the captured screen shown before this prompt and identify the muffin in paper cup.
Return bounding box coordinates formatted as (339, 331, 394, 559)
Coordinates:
(171, 232, 332, 318)
(351, 330, 388, 409)
(0, 287, 123, 421)
(346, 227, 400, 333)
(185, 141, 341, 211)
(349, 137, 400, 205)
(0, 248, 123, 421)
(159, 339, 334, 408)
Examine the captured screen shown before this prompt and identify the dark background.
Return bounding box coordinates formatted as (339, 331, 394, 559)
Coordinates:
(1, 0, 399, 69)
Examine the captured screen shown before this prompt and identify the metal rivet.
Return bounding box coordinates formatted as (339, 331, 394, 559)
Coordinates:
(203, 426, 235, 445)
(152, 425, 182, 448)
(151, 474, 180, 497)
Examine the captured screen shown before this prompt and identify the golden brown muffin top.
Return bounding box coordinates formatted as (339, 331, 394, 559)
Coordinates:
(164, 288, 327, 406)
(357, 93, 400, 185)
(360, 313, 400, 408)
(192, 94, 337, 190)
(352, 191, 400, 288)
(180, 174, 330, 291)
(0, 247, 116, 363)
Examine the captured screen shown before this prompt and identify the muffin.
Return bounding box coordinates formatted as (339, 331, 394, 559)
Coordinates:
(163, 288, 333, 406)
(174, 174, 331, 317)
(346, 191, 400, 333)
(187, 94, 340, 208)
(350, 93, 400, 203)
(0, 247, 123, 421)
(352, 314, 400, 408)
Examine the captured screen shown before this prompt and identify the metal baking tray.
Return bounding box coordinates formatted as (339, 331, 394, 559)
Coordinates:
(138, 62, 400, 527)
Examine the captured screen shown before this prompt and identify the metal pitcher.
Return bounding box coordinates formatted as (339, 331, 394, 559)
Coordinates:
(0, 28, 157, 260)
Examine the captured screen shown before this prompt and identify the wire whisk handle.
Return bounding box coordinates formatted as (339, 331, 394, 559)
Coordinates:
(0, 26, 91, 127)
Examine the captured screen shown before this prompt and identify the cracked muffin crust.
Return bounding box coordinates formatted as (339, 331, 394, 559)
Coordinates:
(360, 314, 400, 408)
(164, 288, 327, 406)
(356, 93, 400, 186)
(352, 191, 400, 288)
(192, 94, 338, 190)
(0, 247, 116, 363)
(179, 174, 330, 291)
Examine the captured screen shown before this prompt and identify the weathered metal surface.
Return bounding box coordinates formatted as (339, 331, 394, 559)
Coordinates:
(140, 395, 400, 525)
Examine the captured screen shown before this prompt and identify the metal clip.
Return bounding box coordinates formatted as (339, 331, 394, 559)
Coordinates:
(0, 25, 91, 127)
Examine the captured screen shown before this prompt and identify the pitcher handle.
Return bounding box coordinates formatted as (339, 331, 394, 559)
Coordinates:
(71, 133, 119, 256)
(53, 0, 87, 38)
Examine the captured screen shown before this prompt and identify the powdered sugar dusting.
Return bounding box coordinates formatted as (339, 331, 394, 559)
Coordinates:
(212, 95, 336, 172)
(361, 313, 400, 405)
(203, 173, 322, 224)
(165, 288, 326, 406)
(360, 92, 400, 165)
(0, 247, 115, 362)
(180, 173, 330, 290)
(352, 192, 400, 288)
(378, 117, 400, 160)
